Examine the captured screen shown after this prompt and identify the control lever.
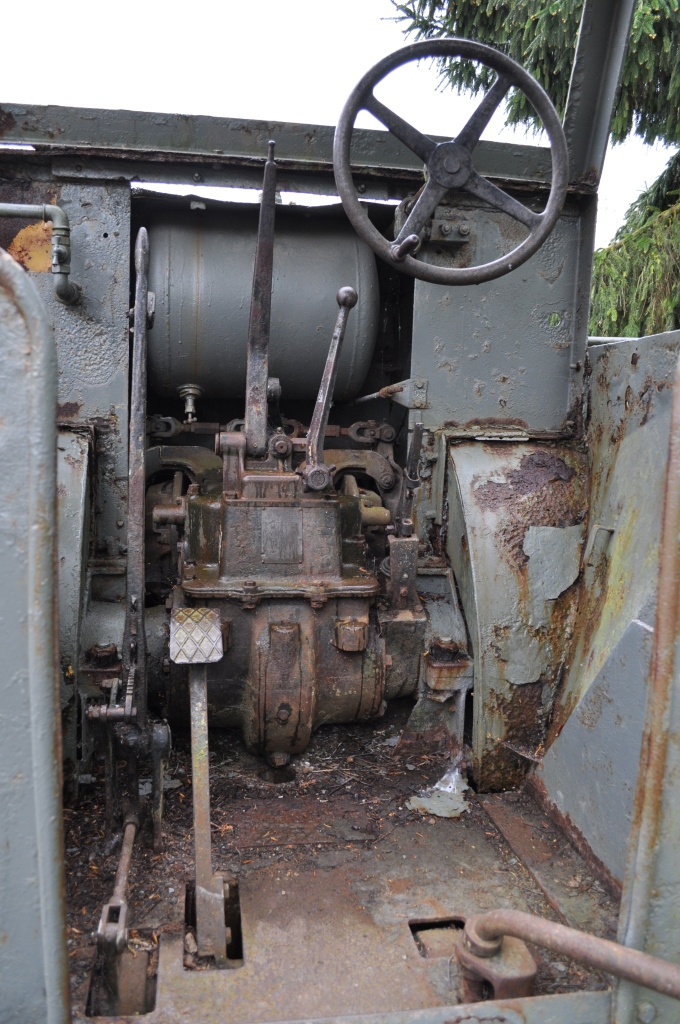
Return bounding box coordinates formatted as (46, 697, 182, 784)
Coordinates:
(302, 286, 358, 491)
(396, 421, 424, 536)
(244, 140, 278, 458)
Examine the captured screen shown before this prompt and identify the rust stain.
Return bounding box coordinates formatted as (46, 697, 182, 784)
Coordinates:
(57, 400, 83, 419)
(7, 221, 52, 273)
(480, 683, 545, 792)
(474, 448, 588, 570)
(0, 108, 17, 137)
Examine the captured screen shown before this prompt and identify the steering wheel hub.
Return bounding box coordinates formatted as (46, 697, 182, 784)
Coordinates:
(429, 141, 473, 190)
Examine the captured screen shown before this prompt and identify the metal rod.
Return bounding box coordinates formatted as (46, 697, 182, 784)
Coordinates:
(189, 664, 213, 886)
(303, 286, 358, 491)
(244, 141, 277, 458)
(124, 227, 150, 729)
(189, 664, 227, 962)
(464, 910, 680, 1001)
(112, 819, 138, 902)
(354, 382, 405, 405)
(0, 203, 80, 304)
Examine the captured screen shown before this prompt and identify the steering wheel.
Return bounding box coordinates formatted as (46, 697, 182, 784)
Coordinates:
(333, 39, 569, 286)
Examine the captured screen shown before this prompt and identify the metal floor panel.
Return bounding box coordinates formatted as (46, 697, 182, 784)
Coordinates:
(69, 709, 611, 1021)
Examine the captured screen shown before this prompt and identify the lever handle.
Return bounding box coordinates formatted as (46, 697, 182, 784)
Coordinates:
(303, 286, 358, 491)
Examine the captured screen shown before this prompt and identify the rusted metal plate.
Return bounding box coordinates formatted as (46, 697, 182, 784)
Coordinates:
(447, 443, 588, 790)
(170, 607, 223, 664)
(536, 333, 680, 887)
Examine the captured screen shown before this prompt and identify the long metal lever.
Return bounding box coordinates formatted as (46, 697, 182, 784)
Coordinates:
(302, 286, 358, 491)
(124, 227, 150, 732)
(244, 141, 277, 458)
(189, 664, 229, 964)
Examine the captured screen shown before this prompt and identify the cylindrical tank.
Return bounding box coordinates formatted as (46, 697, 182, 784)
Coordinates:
(147, 204, 379, 401)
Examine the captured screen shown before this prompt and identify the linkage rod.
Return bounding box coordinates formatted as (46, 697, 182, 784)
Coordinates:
(244, 141, 277, 458)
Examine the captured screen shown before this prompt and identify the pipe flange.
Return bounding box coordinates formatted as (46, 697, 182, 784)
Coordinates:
(463, 914, 503, 957)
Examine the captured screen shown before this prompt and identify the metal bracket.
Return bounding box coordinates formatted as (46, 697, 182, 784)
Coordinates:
(456, 929, 537, 1002)
(392, 378, 429, 410)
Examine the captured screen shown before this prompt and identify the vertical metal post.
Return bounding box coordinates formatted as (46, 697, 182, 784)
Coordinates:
(189, 665, 228, 963)
(244, 141, 277, 458)
(125, 227, 150, 729)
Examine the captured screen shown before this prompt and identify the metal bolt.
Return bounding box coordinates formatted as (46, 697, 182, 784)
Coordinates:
(637, 1004, 657, 1023)
(192, 172, 202, 182)
(459, 223, 470, 236)
(444, 156, 461, 174)
(440, 222, 452, 236)
(357, 183, 366, 193)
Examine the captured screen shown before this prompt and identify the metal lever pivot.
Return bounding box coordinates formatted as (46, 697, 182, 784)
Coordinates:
(244, 141, 278, 458)
(302, 286, 358, 491)
(396, 420, 424, 537)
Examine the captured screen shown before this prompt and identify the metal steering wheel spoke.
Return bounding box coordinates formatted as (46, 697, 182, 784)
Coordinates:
(363, 93, 436, 164)
(392, 177, 449, 259)
(464, 171, 540, 230)
(455, 74, 512, 151)
(333, 38, 569, 286)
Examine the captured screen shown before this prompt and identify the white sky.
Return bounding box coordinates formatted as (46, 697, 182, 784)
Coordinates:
(1, 0, 674, 248)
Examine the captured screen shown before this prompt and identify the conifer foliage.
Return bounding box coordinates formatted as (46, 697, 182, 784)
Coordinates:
(392, 1, 680, 145)
(393, 1, 680, 337)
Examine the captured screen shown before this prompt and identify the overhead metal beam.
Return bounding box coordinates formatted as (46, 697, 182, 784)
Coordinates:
(562, 0, 636, 185)
(0, 102, 556, 188)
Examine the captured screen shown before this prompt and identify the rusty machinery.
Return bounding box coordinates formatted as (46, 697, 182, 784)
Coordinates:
(6, 20, 680, 1023)
(78, 39, 572, 964)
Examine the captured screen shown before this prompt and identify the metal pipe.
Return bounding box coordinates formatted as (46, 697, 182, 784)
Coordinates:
(0, 203, 80, 304)
(303, 286, 358, 491)
(244, 141, 277, 458)
(614, 350, 680, 1021)
(463, 910, 680, 1001)
(124, 228, 150, 729)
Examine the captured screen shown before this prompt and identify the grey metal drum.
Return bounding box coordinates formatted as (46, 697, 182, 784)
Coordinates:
(146, 205, 380, 401)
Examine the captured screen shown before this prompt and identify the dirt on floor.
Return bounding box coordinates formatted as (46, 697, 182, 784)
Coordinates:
(65, 699, 614, 1019)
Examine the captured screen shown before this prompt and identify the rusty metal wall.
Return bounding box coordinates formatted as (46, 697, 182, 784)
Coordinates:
(446, 441, 588, 791)
(536, 331, 680, 885)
